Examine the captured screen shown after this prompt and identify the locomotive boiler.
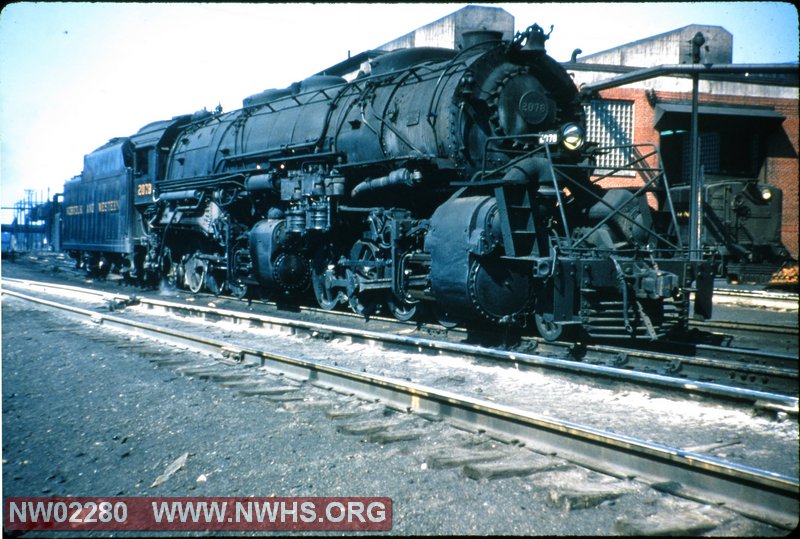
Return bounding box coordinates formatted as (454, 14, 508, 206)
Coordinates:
(62, 24, 713, 340)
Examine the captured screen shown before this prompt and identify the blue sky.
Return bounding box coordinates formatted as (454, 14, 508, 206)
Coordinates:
(1, 2, 797, 221)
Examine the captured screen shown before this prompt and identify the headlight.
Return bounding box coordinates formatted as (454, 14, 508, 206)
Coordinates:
(560, 123, 584, 151)
(761, 187, 772, 201)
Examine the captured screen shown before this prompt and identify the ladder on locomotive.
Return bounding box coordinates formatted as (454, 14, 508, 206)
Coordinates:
(494, 182, 541, 258)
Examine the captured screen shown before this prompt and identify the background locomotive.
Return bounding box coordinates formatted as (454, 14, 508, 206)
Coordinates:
(670, 178, 793, 283)
(58, 24, 715, 340)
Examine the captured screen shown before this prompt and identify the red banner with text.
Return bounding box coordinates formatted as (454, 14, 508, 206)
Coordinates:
(4, 496, 392, 531)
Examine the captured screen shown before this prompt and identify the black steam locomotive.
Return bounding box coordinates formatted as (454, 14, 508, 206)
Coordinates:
(60, 25, 714, 340)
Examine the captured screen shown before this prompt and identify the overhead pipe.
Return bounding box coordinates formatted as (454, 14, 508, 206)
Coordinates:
(578, 63, 798, 96)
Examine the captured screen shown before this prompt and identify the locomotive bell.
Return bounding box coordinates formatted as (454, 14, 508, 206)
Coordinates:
(521, 24, 551, 54)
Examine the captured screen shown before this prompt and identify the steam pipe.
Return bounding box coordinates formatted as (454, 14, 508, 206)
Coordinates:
(350, 169, 422, 198)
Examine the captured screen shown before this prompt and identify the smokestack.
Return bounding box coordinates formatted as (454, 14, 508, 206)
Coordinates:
(461, 29, 503, 49)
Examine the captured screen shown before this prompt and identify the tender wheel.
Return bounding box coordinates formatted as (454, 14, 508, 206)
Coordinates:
(94, 256, 112, 278)
(535, 313, 564, 341)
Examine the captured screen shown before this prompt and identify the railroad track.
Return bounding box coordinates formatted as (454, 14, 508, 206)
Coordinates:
(2, 283, 797, 529)
(14, 253, 800, 340)
(690, 318, 798, 336)
(3, 277, 797, 409)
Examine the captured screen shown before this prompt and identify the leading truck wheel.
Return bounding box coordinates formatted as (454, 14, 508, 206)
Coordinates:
(228, 279, 249, 300)
(159, 247, 178, 292)
(205, 272, 222, 296)
(434, 306, 459, 329)
(535, 313, 564, 341)
(387, 296, 417, 322)
(312, 270, 340, 310)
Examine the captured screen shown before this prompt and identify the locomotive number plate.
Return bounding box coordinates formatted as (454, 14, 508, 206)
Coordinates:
(137, 183, 153, 197)
(539, 132, 558, 145)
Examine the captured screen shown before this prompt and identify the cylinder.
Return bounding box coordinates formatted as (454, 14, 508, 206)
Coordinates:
(286, 208, 305, 233)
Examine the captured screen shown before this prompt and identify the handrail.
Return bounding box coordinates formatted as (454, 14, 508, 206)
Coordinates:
(470, 140, 686, 254)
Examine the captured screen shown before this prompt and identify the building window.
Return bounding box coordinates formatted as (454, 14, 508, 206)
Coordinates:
(681, 127, 760, 180)
(583, 100, 635, 175)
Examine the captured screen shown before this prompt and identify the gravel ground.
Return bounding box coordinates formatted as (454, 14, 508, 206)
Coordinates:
(1, 296, 787, 536)
(51, 285, 795, 480)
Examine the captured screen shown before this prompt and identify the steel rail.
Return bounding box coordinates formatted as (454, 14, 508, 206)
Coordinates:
(2, 277, 797, 408)
(2, 287, 797, 529)
(700, 288, 798, 312)
(690, 318, 798, 336)
(714, 288, 798, 301)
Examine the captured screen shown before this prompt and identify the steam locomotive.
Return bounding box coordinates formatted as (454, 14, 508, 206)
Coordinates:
(60, 24, 714, 340)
